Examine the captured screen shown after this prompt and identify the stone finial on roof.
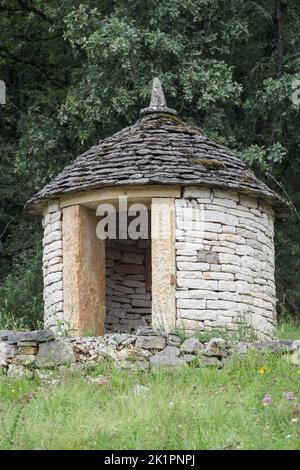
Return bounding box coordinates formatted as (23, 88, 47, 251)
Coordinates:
(150, 77, 167, 108)
(140, 77, 177, 117)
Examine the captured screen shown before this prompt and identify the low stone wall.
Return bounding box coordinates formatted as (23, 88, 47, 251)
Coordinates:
(1, 329, 299, 377)
(175, 188, 276, 339)
(42, 200, 64, 330)
(105, 239, 152, 332)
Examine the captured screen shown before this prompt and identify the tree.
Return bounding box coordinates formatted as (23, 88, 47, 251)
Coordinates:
(0, 0, 300, 327)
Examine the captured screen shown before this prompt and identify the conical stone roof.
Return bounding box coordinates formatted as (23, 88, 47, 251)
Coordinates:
(25, 78, 288, 215)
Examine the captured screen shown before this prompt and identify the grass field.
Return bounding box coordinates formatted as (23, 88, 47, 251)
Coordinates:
(0, 321, 299, 450)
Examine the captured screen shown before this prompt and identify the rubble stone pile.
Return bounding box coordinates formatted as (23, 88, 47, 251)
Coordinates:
(0, 328, 299, 378)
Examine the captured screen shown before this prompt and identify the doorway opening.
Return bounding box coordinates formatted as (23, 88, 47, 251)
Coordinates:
(104, 210, 152, 333)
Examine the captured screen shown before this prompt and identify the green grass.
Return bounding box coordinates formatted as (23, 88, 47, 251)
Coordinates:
(276, 319, 300, 340)
(0, 350, 299, 450)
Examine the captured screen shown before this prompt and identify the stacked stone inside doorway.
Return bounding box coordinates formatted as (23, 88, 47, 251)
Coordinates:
(105, 238, 152, 332)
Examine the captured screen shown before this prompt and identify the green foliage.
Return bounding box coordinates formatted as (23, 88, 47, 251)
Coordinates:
(239, 143, 287, 172)
(53, 318, 76, 338)
(1, 0, 300, 326)
(0, 351, 299, 449)
(277, 315, 300, 340)
(0, 235, 44, 330)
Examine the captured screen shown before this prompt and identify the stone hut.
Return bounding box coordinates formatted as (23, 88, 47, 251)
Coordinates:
(25, 78, 288, 339)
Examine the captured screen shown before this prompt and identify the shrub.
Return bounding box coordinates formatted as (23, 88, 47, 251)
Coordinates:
(0, 242, 43, 330)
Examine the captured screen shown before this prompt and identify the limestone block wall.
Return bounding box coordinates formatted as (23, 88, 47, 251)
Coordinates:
(175, 188, 276, 339)
(42, 200, 64, 330)
(105, 239, 152, 333)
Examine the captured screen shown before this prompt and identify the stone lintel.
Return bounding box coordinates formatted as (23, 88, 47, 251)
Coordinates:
(59, 185, 181, 209)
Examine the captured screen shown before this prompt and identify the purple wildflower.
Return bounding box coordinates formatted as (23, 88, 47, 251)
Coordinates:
(263, 394, 272, 406)
(283, 391, 295, 401)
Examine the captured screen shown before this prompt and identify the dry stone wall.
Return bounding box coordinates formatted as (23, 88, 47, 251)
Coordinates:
(1, 328, 299, 377)
(175, 188, 276, 339)
(105, 239, 152, 332)
(42, 200, 64, 331)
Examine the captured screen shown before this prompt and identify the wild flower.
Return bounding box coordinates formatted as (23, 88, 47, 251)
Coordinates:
(262, 394, 271, 406)
(283, 391, 295, 401)
(259, 367, 272, 376)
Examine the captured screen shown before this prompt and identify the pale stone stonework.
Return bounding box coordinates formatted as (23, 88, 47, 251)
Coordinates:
(175, 188, 276, 339)
(62, 205, 105, 336)
(42, 187, 277, 340)
(105, 238, 152, 333)
(151, 198, 176, 332)
(42, 200, 64, 330)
